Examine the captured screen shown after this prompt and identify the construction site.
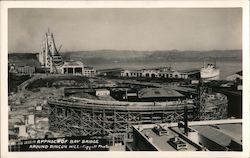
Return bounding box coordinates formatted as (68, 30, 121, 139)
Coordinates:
(8, 30, 241, 151)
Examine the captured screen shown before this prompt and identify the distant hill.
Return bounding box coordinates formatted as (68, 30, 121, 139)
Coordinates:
(62, 49, 242, 62)
(8, 53, 40, 67)
(9, 53, 38, 60)
(8, 50, 242, 67)
(144, 50, 242, 61)
(62, 50, 151, 60)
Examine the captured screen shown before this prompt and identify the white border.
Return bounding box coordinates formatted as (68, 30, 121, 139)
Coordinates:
(1, 1, 249, 158)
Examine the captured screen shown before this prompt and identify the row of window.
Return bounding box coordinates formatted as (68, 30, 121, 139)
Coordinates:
(84, 70, 96, 73)
(63, 68, 96, 73)
(16, 67, 35, 74)
(124, 72, 188, 79)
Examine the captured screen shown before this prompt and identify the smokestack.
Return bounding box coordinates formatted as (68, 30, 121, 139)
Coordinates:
(184, 106, 188, 136)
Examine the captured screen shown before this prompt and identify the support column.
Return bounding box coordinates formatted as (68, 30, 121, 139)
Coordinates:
(73, 67, 75, 75)
(112, 135, 115, 146)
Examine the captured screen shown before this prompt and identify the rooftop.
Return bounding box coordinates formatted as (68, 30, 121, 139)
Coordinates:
(191, 123, 242, 146)
(95, 89, 109, 91)
(50, 97, 194, 110)
(97, 68, 124, 73)
(227, 71, 242, 78)
(140, 127, 199, 151)
(84, 66, 94, 69)
(63, 61, 83, 67)
(178, 69, 200, 74)
(132, 119, 242, 151)
(138, 88, 184, 98)
(111, 88, 136, 92)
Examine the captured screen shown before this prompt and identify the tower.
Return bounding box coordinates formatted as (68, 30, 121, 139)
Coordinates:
(39, 29, 63, 73)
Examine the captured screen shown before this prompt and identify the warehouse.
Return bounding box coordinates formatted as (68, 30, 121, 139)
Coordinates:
(121, 68, 200, 79)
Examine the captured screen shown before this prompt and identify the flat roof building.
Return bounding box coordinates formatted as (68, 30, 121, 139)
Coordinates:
(128, 125, 200, 151)
(61, 61, 84, 75)
(61, 61, 96, 77)
(128, 119, 242, 151)
(95, 89, 110, 96)
(83, 66, 96, 77)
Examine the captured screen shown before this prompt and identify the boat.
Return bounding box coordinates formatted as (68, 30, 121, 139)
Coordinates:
(200, 61, 220, 81)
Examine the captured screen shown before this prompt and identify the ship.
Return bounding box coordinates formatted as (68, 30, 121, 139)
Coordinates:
(200, 61, 220, 81)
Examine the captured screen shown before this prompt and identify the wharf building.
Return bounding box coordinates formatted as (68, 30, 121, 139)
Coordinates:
(38, 30, 96, 77)
(121, 67, 200, 79)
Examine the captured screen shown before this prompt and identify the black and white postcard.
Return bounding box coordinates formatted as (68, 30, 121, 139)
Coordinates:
(1, 1, 249, 158)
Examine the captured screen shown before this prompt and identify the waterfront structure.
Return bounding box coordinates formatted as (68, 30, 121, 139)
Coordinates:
(128, 119, 242, 151)
(121, 67, 200, 79)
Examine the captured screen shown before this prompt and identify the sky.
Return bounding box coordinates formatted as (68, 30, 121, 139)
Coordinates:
(8, 8, 242, 53)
